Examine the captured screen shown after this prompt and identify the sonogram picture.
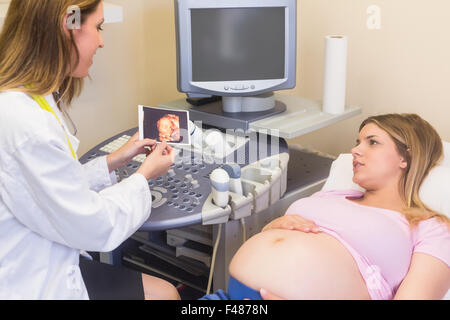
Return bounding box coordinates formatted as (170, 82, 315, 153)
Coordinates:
(157, 114, 180, 142)
(138, 105, 190, 145)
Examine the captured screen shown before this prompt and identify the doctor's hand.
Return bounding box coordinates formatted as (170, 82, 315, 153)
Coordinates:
(137, 142, 176, 180)
(262, 215, 321, 233)
(107, 132, 156, 172)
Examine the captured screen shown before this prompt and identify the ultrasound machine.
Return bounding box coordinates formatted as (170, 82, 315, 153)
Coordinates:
(80, 0, 361, 295)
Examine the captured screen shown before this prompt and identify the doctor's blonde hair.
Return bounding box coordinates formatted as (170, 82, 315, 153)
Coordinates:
(0, 0, 102, 106)
(360, 114, 449, 227)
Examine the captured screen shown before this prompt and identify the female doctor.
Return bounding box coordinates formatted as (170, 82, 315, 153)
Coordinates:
(0, 0, 180, 300)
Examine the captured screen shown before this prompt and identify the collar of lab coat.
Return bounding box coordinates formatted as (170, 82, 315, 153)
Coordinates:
(43, 93, 80, 156)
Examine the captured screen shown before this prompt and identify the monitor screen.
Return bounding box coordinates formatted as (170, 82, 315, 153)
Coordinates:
(191, 8, 285, 82)
(175, 0, 296, 99)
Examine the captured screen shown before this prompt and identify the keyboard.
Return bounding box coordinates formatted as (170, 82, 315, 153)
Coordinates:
(80, 127, 289, 231)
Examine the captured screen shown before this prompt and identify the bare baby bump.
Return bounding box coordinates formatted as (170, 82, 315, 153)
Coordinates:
(228, 229, 371, 300)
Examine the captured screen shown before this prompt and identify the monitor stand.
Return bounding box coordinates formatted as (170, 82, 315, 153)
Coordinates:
(188, 94, 287, 131)
(222, 92, 276, 113)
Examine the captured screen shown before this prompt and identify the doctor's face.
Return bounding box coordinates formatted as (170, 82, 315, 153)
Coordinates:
(70, 2, 105, 78)
(351, 123, 408, 190)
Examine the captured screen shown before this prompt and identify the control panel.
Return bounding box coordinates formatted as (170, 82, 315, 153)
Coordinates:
(80, 127, 289, 231)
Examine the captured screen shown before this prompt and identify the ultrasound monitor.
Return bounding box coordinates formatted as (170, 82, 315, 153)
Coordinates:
(175, 0, 297, 116)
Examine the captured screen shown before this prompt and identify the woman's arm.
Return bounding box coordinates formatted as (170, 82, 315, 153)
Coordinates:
(394, 252, 450, 300)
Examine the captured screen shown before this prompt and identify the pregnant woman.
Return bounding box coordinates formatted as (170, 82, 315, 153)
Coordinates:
(203, 113, 450, 300)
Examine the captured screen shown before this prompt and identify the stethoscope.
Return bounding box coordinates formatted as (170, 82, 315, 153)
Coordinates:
(54, 91, 78, 137)
(25, 84, 79, 158)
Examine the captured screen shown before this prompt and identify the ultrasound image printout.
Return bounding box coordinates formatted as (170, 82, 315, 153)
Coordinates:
(138, 106, 190, 145)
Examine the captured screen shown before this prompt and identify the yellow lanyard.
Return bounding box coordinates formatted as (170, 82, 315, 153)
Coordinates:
(28, 93, 77, 159)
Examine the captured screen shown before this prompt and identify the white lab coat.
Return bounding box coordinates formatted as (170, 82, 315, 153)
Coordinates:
(0, 91, 152, 299)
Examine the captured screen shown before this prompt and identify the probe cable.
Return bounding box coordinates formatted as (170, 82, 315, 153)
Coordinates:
(206, 223, 222, 295)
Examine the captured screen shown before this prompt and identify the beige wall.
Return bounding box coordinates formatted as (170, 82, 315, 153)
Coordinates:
(2, 0, 450, 156)
(68, 0, 184, 156)
(288, 0, 450, 156)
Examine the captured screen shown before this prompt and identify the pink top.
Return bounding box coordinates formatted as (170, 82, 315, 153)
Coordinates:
(286, 189, 450, 299)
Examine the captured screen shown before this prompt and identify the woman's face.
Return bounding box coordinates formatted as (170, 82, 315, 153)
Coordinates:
(351, 123, 408, 190)
(70, 2, 105, 78)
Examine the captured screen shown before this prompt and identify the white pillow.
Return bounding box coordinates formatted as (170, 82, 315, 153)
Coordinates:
(443, 141, 450, 167)
(419, 166, 450, 218)
(322, 141, 450, 218)
(322, 153, 364, 192)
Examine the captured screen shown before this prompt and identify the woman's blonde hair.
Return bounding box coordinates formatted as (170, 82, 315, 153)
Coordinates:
(360, 114, 449, 226)
(0, 0, 101, 106)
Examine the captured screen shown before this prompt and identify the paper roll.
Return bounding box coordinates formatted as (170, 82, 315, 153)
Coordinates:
(322, 35, 348, 114)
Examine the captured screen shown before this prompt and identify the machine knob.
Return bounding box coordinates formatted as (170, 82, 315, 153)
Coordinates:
(191, 180, 199, 189)
(168, 169, 176, 177)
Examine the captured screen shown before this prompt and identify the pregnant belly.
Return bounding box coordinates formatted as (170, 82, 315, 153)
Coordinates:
(228, 229, 371, 300)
